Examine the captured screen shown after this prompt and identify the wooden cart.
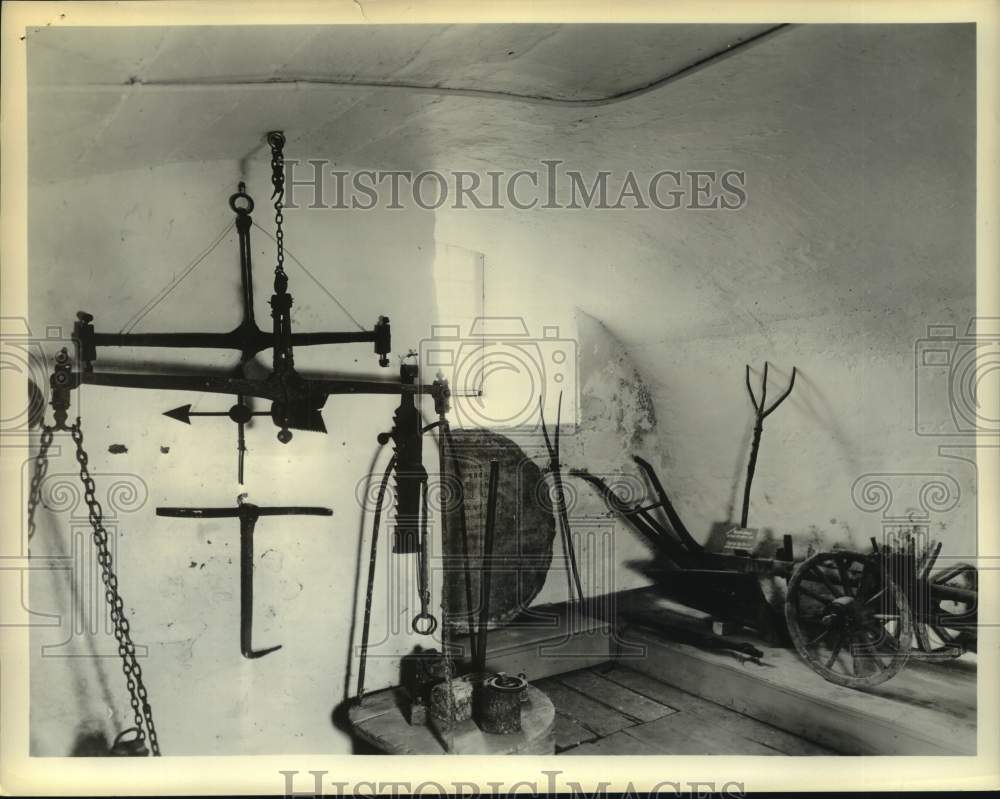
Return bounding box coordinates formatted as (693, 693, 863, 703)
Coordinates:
(576, 458, 977, 689)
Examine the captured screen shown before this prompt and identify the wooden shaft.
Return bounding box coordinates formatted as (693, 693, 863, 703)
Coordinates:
(476, 460, 500, 673)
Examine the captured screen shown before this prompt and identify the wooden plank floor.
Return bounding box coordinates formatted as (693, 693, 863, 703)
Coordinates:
(535, 664, 833, 755)
(622, 625, 976, 756)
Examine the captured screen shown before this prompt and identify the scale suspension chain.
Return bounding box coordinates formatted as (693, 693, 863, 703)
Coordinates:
(71, 419, 161, 755)
(26, 426, 54, 544)
(39, 350, 160, 754)
(268, 130, 287, 282)
(267, 129, 296, 425)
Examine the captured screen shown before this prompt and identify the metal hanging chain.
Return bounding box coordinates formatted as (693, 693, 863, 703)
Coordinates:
(70, 418, 161, 755)
(267, 131, 287, 281)
(26, 426, 55, 543)
(40, 350, 161, 754)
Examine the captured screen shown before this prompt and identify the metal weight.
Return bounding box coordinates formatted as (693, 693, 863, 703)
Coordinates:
(401, 648, 447, 704)
(477, 672, 527, 734)
(108, 728, 149, 757)
(429, 678, 474, 726)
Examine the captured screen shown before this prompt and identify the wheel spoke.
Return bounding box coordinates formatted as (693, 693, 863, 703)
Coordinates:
(806, 627, 832, 647)
(825, 631, 845, 668)
(864, 587, 887, 607)
(789, 551, 915, 687)
(857, 629, 889, 669)
(811, 563, 842, 598)
(798, 584, 833, 605)
(835, 556, 855, 597)
(870, 626, 900, 651)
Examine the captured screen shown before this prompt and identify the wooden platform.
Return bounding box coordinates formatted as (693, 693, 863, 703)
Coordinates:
(349, 593, 975, 756)
(348, 684, 555, 754)
(620, 623, 977, 756)
(451, 601, 613, 681)
(535, 665, 831, 755)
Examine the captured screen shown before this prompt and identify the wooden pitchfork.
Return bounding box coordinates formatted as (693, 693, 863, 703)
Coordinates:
(741, 362, 797, 529)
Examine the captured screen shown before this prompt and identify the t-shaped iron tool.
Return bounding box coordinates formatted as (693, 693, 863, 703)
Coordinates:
(156, 497, 333, 659)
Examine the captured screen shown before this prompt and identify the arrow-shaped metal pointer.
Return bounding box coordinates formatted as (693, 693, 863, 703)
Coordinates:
(163, 402, 272, 425)
(163, 401, 275, 483)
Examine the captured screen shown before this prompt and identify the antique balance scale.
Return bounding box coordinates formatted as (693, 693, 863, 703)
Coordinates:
(31, 132, 471, 755)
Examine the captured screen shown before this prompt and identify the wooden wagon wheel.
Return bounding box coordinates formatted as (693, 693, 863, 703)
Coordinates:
(785, 550, 913, 688)
(918, 562, 978, 656)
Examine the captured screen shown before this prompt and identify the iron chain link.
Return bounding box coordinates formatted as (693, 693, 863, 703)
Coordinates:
(269, 134, 286, 278)
(27, 426, 54, 543)
(69, 420, 160, 755)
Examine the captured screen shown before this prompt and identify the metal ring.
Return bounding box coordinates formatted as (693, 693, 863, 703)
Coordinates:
(228, 190, 254, 215)
(489, 672, 527, 691)
(411, 612, 438, 636)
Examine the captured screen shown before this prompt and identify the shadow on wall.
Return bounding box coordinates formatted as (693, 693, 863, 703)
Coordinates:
(707, 366, 863, 555)
(788, 369, 864, 478)
(27, 455, 124, 756)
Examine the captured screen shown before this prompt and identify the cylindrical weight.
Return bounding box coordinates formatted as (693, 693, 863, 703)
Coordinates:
(477, 672, 527, 734)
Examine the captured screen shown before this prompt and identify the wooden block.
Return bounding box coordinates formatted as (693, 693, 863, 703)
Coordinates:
(712, 621, 740, 636)
(429, 679, 473, 723)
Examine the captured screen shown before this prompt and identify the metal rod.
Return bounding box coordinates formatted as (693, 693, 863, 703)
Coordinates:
(91, 327, 376, 352)
(156, 502, 331, 659)
(155, 506, 332, 518)
(239, 513, 281, 659)
(81, 370, 439, 401)
(540, 394, 585, 604)
(476, 459, 500, 673)
(234, 187, 256, 331)
(236, 395, 247, 485)
(355, 454, 397, 704)
(93, 330, 253, 348)
(442, 425, 477, 650)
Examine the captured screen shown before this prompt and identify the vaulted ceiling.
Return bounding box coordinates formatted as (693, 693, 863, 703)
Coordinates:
(27, 23, 776, 180)
(26, 22, 975, 348)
